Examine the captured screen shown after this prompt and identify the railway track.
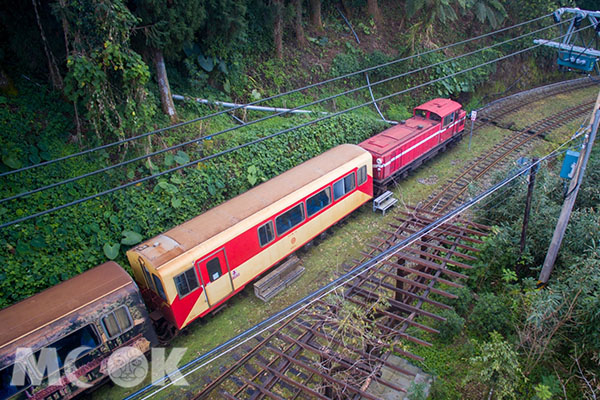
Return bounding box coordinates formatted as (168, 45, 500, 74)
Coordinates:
(135, 79, 597, 400)
(425, 98, 595, 213)
(473, 76, 596, 131)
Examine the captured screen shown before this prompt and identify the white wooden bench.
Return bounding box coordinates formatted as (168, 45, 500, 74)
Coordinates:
(254, 256, 305, 302)
(373, 190, 398, 216)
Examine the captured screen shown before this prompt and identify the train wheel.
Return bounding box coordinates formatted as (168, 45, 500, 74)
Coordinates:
(156, 320, 178, 344)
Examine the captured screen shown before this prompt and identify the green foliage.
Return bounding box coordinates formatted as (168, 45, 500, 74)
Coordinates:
(465, 331, 525, 400)
(533, 383, 552, 400)
(436, 308, 465, 343)
(464, 0, 507, 29)
(56, 0, 157, 140)
(0, 85, 72, 172)
(407, 381, 428, 400)
(445, 286, 474, 317)
(406, 0, 462, 25)
(133, 0, 207, 59)
(470, 293, 513, 337)
(526, 250, 600, 352)
(385, 103, 413, 122)
(331, 51, 362, 77)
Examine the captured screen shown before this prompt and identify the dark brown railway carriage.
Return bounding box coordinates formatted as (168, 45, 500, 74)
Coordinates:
(0, 262, 157, 400)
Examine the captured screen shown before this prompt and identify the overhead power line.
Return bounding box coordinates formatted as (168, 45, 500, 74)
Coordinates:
(125, 130, 585, 400)
(0, 13, 553, 178)
(0, 20, 570, 206)
(0, 28, 587, 230)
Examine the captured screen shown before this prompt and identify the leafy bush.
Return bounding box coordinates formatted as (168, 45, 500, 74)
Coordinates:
(331, 51, 361, 77)
(445, 286, 474, 317)
(465, 331, 525, 400)
(437, 308, 465, 343)
(470, 293, 513, 337)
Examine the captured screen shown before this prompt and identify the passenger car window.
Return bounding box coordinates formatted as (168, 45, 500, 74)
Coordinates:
(152, 274, 167, 301)
(32, 325, 100, 370)
(357, 166, 367, 186)
(275, 204, 305, 236)
(206, 258, 222, 282)
(140, 259, 155, 291)
(0, 364, 30, 399)
(306, 187, 331, 217)
(101, 306, 133, 339)
(258, 221, 275, 247)
(174, 267, 199, 297)
(333, 173, 356, 201)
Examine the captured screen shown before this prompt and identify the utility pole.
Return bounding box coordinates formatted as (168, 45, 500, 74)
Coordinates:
(519, 157, 538, 256)
(538, 97, 600, 288)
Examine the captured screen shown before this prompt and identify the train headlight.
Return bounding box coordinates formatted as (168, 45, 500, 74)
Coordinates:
(376, 158, 382, 165)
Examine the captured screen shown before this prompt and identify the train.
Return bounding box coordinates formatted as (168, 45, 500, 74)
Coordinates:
(0, 98, 465, 400)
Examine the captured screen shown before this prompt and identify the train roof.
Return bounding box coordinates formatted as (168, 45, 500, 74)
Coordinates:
(130, 144, 370, 269)
(359, 118, 439, 155)
(0, 262, 133, 349)
(416, 98, 462, 116)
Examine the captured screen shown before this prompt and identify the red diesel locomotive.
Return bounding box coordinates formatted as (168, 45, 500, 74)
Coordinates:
(0, 98, 465, 400)
(360, 98, 466, 192)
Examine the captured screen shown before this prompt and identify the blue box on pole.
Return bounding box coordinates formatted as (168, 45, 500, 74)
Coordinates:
(557, 51, 597, 72)
(560, 150, 580, 179)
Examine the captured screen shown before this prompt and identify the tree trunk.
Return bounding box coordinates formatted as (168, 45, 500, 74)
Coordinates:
(273, 0, 283, 59)
(367, 0, 383, 29)
(309, 0, 323, 32)
(152, 48, 177, 123)
(294, 0, 307, 48)
(32, 0, 63, 90)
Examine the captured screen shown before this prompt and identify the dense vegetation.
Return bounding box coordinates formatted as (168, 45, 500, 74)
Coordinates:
(405, 144, 600, 399)
(1, 0, 599, 398)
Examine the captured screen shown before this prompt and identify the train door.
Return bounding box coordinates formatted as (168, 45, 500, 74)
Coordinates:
(195, 249, 234, 308)
(440, 112, 455, 142)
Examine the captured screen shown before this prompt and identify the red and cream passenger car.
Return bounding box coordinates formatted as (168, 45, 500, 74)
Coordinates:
(127, 144, 373, 329)
(359, 98, 466, 192)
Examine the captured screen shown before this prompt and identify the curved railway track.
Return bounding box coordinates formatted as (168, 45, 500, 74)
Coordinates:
(425, 98, 595, 213)
(134, 79, 598, 400)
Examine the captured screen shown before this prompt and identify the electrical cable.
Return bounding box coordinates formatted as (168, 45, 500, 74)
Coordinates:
(0, 26, 592, 229)
(336, 6, 391, 124)
(126, 131, 585, 400)
(0, 13, 554, 178)
(0, 20, 573, 207)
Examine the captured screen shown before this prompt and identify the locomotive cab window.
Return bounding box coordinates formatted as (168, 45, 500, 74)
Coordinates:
(206, 258, 222, 282)
(276, 204, 305, 236)
(333, 173, 356, 201)
(306, 187, 331, 217)
(429, 112, 441, 122)
(174, 267, 199, 298)
(258, 221, 275, 247)
(101, 306, 133, 339)
(415, 109, 427, 118)
(1, 364, 31, 400)
(443, 113, 455, 127)
(357, 165, 368, 186)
